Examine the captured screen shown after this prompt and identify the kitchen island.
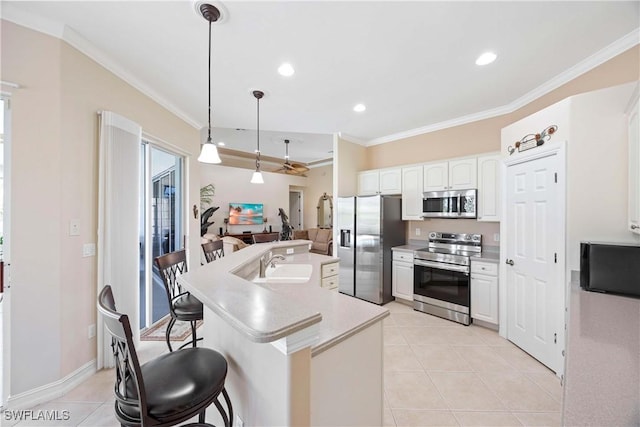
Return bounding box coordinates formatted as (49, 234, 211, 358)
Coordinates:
(177, 240, 388, 426)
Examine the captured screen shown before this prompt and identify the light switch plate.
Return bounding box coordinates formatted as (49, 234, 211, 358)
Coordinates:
(69, 219, 80, 236)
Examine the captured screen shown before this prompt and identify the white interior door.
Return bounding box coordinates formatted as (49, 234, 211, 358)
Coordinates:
(505, 150, 563, 373)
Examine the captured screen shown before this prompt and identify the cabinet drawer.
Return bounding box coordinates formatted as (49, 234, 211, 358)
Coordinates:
(393, 251, 414, 263)
(322, 276, 339, 289)
(321, 262, 339, 278)
(471, 261, 498, 276)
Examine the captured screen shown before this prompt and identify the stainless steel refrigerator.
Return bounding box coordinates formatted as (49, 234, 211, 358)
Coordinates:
(337, 195, 406, 304)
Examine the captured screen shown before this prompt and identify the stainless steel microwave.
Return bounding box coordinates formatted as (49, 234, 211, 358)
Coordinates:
(422, 189, 477, 218)
(580, 242, 640, 298)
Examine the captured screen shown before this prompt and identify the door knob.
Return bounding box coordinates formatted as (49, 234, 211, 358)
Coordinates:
(505, 259, 514, 266)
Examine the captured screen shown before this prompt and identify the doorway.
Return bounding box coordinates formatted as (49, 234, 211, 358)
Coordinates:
(502, 144, 566, 375)
(289, 191, 302, 232)
(139, 144, 184, 330)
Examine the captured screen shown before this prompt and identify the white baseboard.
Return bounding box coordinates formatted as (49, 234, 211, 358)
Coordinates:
(5, 359, 97, 410)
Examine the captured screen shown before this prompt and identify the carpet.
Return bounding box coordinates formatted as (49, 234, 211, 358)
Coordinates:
(140, 315, 203, 342)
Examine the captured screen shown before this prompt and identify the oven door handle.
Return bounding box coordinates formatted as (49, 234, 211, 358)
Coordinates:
(414, 259, 470, 274)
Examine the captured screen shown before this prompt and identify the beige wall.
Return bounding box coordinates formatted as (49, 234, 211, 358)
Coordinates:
(500, 82, 640, 271)
(336, 137, 367, 197)
(366, 46, 640, 170)
(200, 164, 307, 235)
(2, 20, 201, 396)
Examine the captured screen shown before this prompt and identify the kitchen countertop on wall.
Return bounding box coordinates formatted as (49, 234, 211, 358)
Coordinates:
(562, 282, 640, 426)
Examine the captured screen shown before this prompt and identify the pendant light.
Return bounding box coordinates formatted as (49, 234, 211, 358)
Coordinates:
(197, 3, 222, 164)
(250, 90, 265, 184)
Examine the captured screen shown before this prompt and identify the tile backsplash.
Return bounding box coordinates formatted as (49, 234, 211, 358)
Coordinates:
(407, 219, 500, 249)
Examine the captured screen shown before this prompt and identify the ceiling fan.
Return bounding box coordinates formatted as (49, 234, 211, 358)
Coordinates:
(274, 139, 310, 176)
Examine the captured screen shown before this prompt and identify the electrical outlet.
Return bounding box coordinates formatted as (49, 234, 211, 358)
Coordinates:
(494, 233, 500, 242)
(88, 324, 96, 339)
(286, 247, 294, 254)
(83, 243, 96, 257)
(415, 227, 421, 236)
(236, 415, 244, 427)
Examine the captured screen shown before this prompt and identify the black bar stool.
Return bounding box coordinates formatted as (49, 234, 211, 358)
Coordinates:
(98, 285, 233, 427)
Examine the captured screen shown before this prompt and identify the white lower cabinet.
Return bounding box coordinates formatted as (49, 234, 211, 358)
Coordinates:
(392, 251, 414, 302)
(470, 260, 498, 325)
(321, 261, 339, 291)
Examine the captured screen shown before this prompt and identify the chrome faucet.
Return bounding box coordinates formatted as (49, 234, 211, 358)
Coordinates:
(259, 254, 286, 278)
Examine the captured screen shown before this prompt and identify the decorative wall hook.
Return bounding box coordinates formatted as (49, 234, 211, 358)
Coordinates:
(508, 125, 558, 155)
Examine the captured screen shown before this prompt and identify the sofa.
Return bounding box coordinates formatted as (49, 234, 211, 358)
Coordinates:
(293, 228, 333, 256)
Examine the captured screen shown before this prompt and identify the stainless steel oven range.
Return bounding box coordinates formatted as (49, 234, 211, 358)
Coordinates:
(413, 232, 482, 325)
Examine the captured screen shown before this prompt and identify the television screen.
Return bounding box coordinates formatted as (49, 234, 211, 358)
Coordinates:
(228, 203, 264, 225)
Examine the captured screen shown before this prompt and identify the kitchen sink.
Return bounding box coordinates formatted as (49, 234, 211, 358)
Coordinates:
(253, 263, 313, 284)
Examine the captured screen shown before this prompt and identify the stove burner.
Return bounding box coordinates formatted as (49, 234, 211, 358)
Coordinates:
(414, 232, 482, 266)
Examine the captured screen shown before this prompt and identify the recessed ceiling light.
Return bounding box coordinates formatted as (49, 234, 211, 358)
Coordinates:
(278, 63, 295, 77)
(353, 103, 366, 112)
(475, 52, 497, 66)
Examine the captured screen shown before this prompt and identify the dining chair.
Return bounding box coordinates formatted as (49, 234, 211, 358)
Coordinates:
(252, 232, 280, 244)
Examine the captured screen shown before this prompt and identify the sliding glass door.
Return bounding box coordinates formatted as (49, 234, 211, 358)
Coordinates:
(139, 143, 184, 329)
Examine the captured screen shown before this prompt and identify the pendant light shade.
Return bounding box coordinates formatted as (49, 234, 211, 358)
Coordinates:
(251, 90, 265, 184)
(250, 171, 264, 184)
(198, 3, 222, 164)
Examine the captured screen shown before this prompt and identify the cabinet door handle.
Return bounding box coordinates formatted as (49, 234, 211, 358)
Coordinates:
(631, 224, 639, 230)
(505, 259, 514, 266)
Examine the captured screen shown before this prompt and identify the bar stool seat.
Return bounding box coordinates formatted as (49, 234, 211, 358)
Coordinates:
(119, 348, 227, 422)
(172, 294, 203, 320)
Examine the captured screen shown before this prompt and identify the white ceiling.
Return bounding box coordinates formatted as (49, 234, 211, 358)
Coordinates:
(2, 1, 639, 164)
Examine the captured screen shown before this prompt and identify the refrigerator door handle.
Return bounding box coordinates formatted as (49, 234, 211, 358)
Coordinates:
(340, 229, 351, 248)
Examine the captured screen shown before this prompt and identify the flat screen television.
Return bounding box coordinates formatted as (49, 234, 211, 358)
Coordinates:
(228, 203, 264, 225)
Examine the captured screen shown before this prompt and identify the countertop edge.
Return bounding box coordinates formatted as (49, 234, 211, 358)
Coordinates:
(311, 310, 390, 357)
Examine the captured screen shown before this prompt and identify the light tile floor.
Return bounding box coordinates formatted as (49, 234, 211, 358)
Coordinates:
(11, 301, 562, 426)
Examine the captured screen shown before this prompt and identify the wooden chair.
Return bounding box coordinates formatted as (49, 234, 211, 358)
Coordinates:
(98, 285, 233, 427)
(202, 240, 224, 263)
(154, 250, 202, 352)
(252, 232, 280, 244)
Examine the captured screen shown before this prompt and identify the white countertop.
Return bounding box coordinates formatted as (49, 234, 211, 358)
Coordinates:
(563, 282, 640, 425)
(178, 240, 389, 355)
(392, 244, 500, 262)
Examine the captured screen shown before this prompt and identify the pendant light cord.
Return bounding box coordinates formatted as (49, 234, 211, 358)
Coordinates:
(256, 96, 261, 172)
(207, 19, 212, 143)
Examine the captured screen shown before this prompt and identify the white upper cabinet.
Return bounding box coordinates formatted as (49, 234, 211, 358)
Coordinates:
(449, 158, 477, 189)
(423, 158, 477, 191)
(477, 153, 501, 222)
(629, 94, 640, 235)
(422, 161, 449, 192)
(358, 168, 402, 195)
(358, 170, 380, 195)
(401, 165, 424, 220)
(379, 168, 402, 194)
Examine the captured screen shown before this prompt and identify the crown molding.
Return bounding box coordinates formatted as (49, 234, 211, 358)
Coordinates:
(1, 3, 64, 38)
(62, 26, 202, 129)
(366, 28, 640, 146)
(2, 5, 203, 130)
(337, 132, 367, 146)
